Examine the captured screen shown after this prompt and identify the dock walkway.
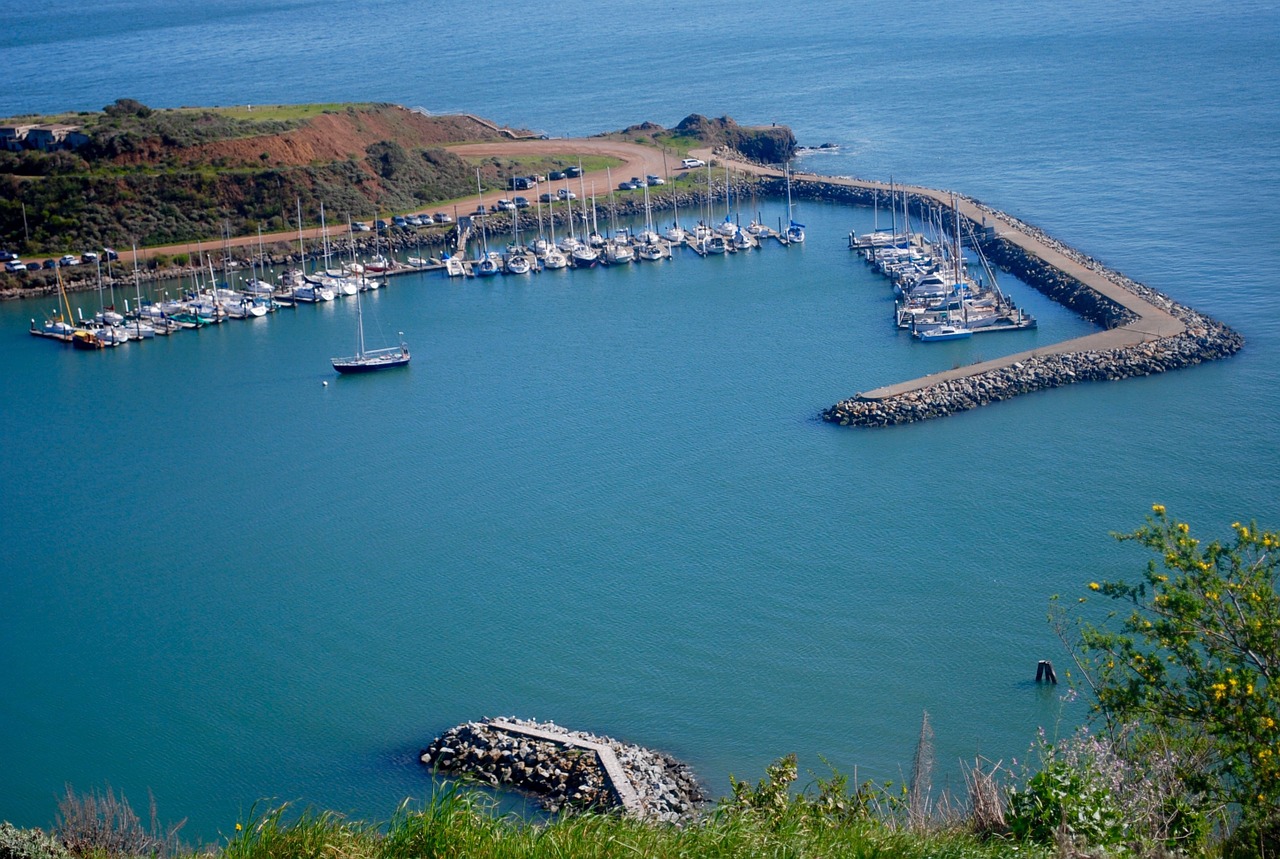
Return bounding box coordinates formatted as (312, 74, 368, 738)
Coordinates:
(488, 719, 643, 815)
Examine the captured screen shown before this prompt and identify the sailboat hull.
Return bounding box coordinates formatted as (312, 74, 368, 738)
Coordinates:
(332, 350, 411, 373)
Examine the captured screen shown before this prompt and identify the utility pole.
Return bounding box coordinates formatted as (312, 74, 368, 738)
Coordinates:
(21, 202, 29, 245)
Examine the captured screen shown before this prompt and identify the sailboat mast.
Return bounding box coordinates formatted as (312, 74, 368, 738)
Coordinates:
(356, 288, 365, 357)
(296, 197, 305, 274)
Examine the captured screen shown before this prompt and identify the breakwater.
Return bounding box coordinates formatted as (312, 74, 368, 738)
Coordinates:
(420, 717, 706, 821)
(739, 168, 1245, 426)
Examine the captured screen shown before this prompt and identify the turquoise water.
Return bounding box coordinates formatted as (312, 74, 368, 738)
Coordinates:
(2, 0, 1279, 840)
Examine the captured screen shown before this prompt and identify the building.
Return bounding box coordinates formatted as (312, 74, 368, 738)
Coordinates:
(26, 124, 89, 152)
(0, 124, 36, 152)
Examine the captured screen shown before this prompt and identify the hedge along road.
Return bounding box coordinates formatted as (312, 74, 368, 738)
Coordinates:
(122, 140, 673, 264)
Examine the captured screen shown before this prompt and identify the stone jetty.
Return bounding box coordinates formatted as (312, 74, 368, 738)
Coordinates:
(819, 200, 1244, 426)
(724, 168, 1242, 427)
(673, 147, 1245, 426)
(420, 717, 707, 822)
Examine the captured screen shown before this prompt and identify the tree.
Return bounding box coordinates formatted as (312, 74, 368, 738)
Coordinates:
(103, 98, 152, 118)
(1061, 507, 1280, 842)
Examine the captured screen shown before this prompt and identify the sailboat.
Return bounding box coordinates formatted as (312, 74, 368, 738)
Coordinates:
(785, 162, 805, 244)
(331, 289, 410, 373)
(915, 194, 973, 341)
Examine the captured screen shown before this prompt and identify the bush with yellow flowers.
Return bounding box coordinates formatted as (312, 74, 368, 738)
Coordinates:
(1061, 508, 1280, 854)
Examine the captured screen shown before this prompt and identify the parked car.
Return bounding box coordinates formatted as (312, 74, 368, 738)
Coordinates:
(513, 196, 530, 208)
(564, 166, 582, 178)
(557, 188, 576, 200)
(374, 219, 389, 231)
(392, 215, 408, 227)
(4, 260, 26, 272)
(646, 175, 665, 186)
(617, 180, 637, 191)
(432, 212, 453, 224)
(681, 157, 705, 169)
(548, 170, 566, 181)
(41, 259, 56, 270)
(0, 250, 17, 262)
(539, 192, 555, 203)
(102, 247, 119, 260)
(495, 199, 517, 211)
(81, 251, 99, 263)
(59, 254, 79, 266)
(404, 215, 422, 227)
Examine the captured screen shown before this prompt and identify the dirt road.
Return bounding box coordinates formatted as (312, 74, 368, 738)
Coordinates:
(126, 139, 687, 264)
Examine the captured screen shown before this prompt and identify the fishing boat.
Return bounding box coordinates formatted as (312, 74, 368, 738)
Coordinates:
(443, 255, 466, 277)
(915, 324, 972, 341)
(331, 289, 410, 374)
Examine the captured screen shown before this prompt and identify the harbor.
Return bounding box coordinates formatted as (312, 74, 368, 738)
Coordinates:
(22, 170, 810, 351)
(848, 187, 1037, 340)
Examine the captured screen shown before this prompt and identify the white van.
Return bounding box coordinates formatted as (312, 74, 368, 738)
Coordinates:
(681, 157, 705, 169)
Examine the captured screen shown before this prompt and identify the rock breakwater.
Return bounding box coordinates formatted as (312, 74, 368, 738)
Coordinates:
(420, 717, 707, 821)
(797, 176, 1245, 426)
(823, 310, 1242, 427)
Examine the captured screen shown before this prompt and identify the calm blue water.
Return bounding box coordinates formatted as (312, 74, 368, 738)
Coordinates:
(2, 0, 1279, 840)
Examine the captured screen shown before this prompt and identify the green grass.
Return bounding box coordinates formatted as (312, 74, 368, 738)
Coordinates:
(190, 103, 377, 122)
(454, 154, 625, 175)
(208, 788, 1049, 859)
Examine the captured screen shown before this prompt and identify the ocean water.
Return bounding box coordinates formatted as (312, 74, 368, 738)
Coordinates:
(2, 0, 1278, 840)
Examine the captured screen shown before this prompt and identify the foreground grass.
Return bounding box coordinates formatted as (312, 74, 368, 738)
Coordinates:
(211, 788, 1047, 859)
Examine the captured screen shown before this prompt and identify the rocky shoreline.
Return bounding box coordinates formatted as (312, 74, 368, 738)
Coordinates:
(420, 717, 706, 822)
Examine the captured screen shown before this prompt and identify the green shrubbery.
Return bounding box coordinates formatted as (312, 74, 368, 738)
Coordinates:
(0, 104, 476, 254)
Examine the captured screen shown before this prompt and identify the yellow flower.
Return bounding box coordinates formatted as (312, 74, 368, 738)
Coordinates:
(1089, 582, 1101, 591)
(1177, 522, 1190, 534)
(235, 823, 242, 832)
(1153, 504, 1166, 515)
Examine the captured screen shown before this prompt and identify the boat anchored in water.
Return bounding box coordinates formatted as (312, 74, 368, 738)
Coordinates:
(331, 288, 410, 374)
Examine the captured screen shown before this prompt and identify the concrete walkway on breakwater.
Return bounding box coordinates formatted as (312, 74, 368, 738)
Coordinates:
(487, 719, 643, 815)
(687, 148, 1189, 401)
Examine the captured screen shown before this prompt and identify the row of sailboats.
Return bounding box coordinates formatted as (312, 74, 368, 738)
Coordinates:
(850, 186, 1035, 340)
(453, 159, 807, 275)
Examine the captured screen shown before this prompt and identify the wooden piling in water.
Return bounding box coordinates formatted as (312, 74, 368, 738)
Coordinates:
(1035, 660, 1058, 684)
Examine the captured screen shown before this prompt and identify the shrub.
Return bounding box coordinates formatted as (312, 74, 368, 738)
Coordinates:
(0, 823, 70, 859)
(55, 785, 185, 858)
(1053, 507, 1278, 851)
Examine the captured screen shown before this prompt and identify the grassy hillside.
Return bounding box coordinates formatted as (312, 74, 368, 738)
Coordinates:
(0, 101, 521, 254)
